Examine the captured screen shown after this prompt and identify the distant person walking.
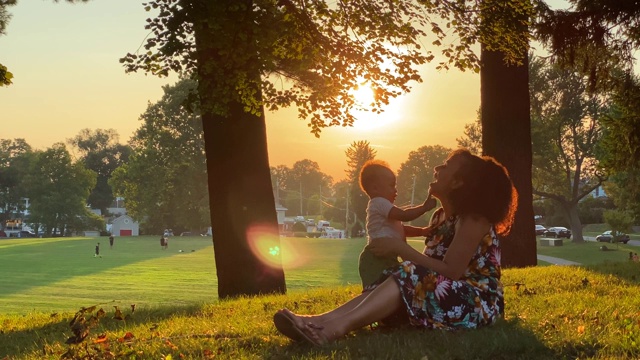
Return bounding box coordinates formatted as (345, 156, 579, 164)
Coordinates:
(94, 242, 101, 258)
(160, 236, 166, 250)
(109, 235, 114, 249)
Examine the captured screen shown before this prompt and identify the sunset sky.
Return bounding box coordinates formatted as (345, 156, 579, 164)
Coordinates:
(1, 1, 564, 182)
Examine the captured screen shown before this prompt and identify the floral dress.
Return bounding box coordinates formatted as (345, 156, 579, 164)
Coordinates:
(378, 213, 504, 330)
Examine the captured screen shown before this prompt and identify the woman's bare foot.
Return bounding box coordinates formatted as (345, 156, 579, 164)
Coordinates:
(302, 321, 332, 345)
(281, 308, 324, 329)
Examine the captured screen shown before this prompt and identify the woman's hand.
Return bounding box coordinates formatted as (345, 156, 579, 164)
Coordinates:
(367, 237, 403, 257)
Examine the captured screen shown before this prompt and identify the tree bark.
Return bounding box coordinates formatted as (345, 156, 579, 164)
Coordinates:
(566, 202, 585, 243)
(191, 0, 286, 298)
(480, 46, 537, 268)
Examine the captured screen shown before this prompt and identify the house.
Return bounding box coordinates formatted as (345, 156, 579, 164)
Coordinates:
(111, 214, 139, 236)
(276, 203, 287, 232)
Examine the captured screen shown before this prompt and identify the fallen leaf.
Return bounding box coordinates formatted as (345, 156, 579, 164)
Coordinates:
(577, 325, 585, 334)
(114, 307, 125, 321)
(93, 334, 108, 344)
(82, 305, 97, 313)
(96, 308, 106, 318)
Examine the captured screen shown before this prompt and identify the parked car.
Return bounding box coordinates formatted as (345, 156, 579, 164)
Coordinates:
(18, 230, 37, 238)
(595, 230, 630, 244)
(543, 226, 572, 238)
(535, 225, 547, 235)
(0, 230, 7, 238)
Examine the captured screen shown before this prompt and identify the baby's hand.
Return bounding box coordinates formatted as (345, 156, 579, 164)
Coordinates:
(423, 196, 437, 211)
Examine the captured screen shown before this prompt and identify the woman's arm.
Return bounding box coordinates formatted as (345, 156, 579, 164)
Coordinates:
(370, 215, 491, 280)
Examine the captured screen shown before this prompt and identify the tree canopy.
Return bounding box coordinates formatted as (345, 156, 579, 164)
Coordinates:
(109, 79, 209, 235)
(67, 129, 131, 215)
(24, 143, 97, 236)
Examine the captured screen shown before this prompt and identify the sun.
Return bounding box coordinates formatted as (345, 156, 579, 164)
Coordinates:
(344, 82, 405, 132)
(351, 84, 376, 108)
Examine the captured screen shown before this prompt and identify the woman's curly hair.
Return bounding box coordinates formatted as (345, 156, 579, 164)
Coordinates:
(448, 149, 518, 236)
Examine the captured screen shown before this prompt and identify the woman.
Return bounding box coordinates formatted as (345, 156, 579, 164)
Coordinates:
(273, 149, 518, 345)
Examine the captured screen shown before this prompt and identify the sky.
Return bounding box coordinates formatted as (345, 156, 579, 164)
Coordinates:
(1, 1, 562, 182)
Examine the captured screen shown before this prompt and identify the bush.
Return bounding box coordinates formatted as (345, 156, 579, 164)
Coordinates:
(578, 197, 615, 224)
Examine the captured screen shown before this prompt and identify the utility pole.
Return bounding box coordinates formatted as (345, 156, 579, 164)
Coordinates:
(410, 174, 417, 225)
(410, 174, 416, 206)
(319, 184, 322, 217)
(345, 186, 349, 237)
(299, 181, 303, 215)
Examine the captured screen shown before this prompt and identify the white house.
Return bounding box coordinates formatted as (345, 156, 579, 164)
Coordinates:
(276, 203, 287, 231)
(111, 214, 139, 236)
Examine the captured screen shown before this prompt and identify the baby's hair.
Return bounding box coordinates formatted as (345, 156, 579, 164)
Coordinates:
(359, 159, 392, 196)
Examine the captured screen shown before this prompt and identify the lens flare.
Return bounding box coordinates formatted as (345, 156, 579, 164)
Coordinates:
(246, 225, 308, 269)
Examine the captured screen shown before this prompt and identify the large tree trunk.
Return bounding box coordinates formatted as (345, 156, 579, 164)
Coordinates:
(565, 201, 585, 243)
(191, 0, 286, 298)
(480, 46, 537, 268)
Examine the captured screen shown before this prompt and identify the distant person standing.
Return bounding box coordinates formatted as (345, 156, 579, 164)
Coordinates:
(95, 242, 101, 258)
(160, 236, 166, 250)
(109, 235, 115, 249)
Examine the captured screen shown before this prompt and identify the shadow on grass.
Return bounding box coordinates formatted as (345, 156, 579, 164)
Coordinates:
(0, 303, 205, 358)
(273, 318, 557, 360)
(0, 236, 213, 299)
(582, 260, 640, 284)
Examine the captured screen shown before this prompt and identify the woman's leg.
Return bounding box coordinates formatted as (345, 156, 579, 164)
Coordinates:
(298, 277, 404, 343)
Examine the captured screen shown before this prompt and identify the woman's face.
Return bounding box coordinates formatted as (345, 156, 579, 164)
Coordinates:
(429, 154, 465, 199)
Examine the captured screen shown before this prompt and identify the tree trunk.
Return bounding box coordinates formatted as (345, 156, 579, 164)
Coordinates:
(191, 0, 286, 298)
(567, 202, 585, 243)
(480, 46, 537, 268)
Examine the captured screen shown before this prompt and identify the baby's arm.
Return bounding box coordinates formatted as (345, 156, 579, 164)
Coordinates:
(403, 206, 444, 238)
(388, 196, 437, 222)
(403, 225, 434, 238)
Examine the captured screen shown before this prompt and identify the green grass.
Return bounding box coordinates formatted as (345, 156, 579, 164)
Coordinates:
(0, 236, 378, 315)
(536, 238, 638, 264)
(0, 236, 632, 314)
(2, 236, 640, 359)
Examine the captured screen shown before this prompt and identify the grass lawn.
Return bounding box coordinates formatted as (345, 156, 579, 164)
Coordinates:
(0, 236, 375, 315)
(0, 235, 635, 314)
(2, 235, 640, 359)
(535, 237, 639, 264)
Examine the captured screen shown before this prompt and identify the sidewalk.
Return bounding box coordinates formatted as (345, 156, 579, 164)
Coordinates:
(537, 254, 581, 266)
